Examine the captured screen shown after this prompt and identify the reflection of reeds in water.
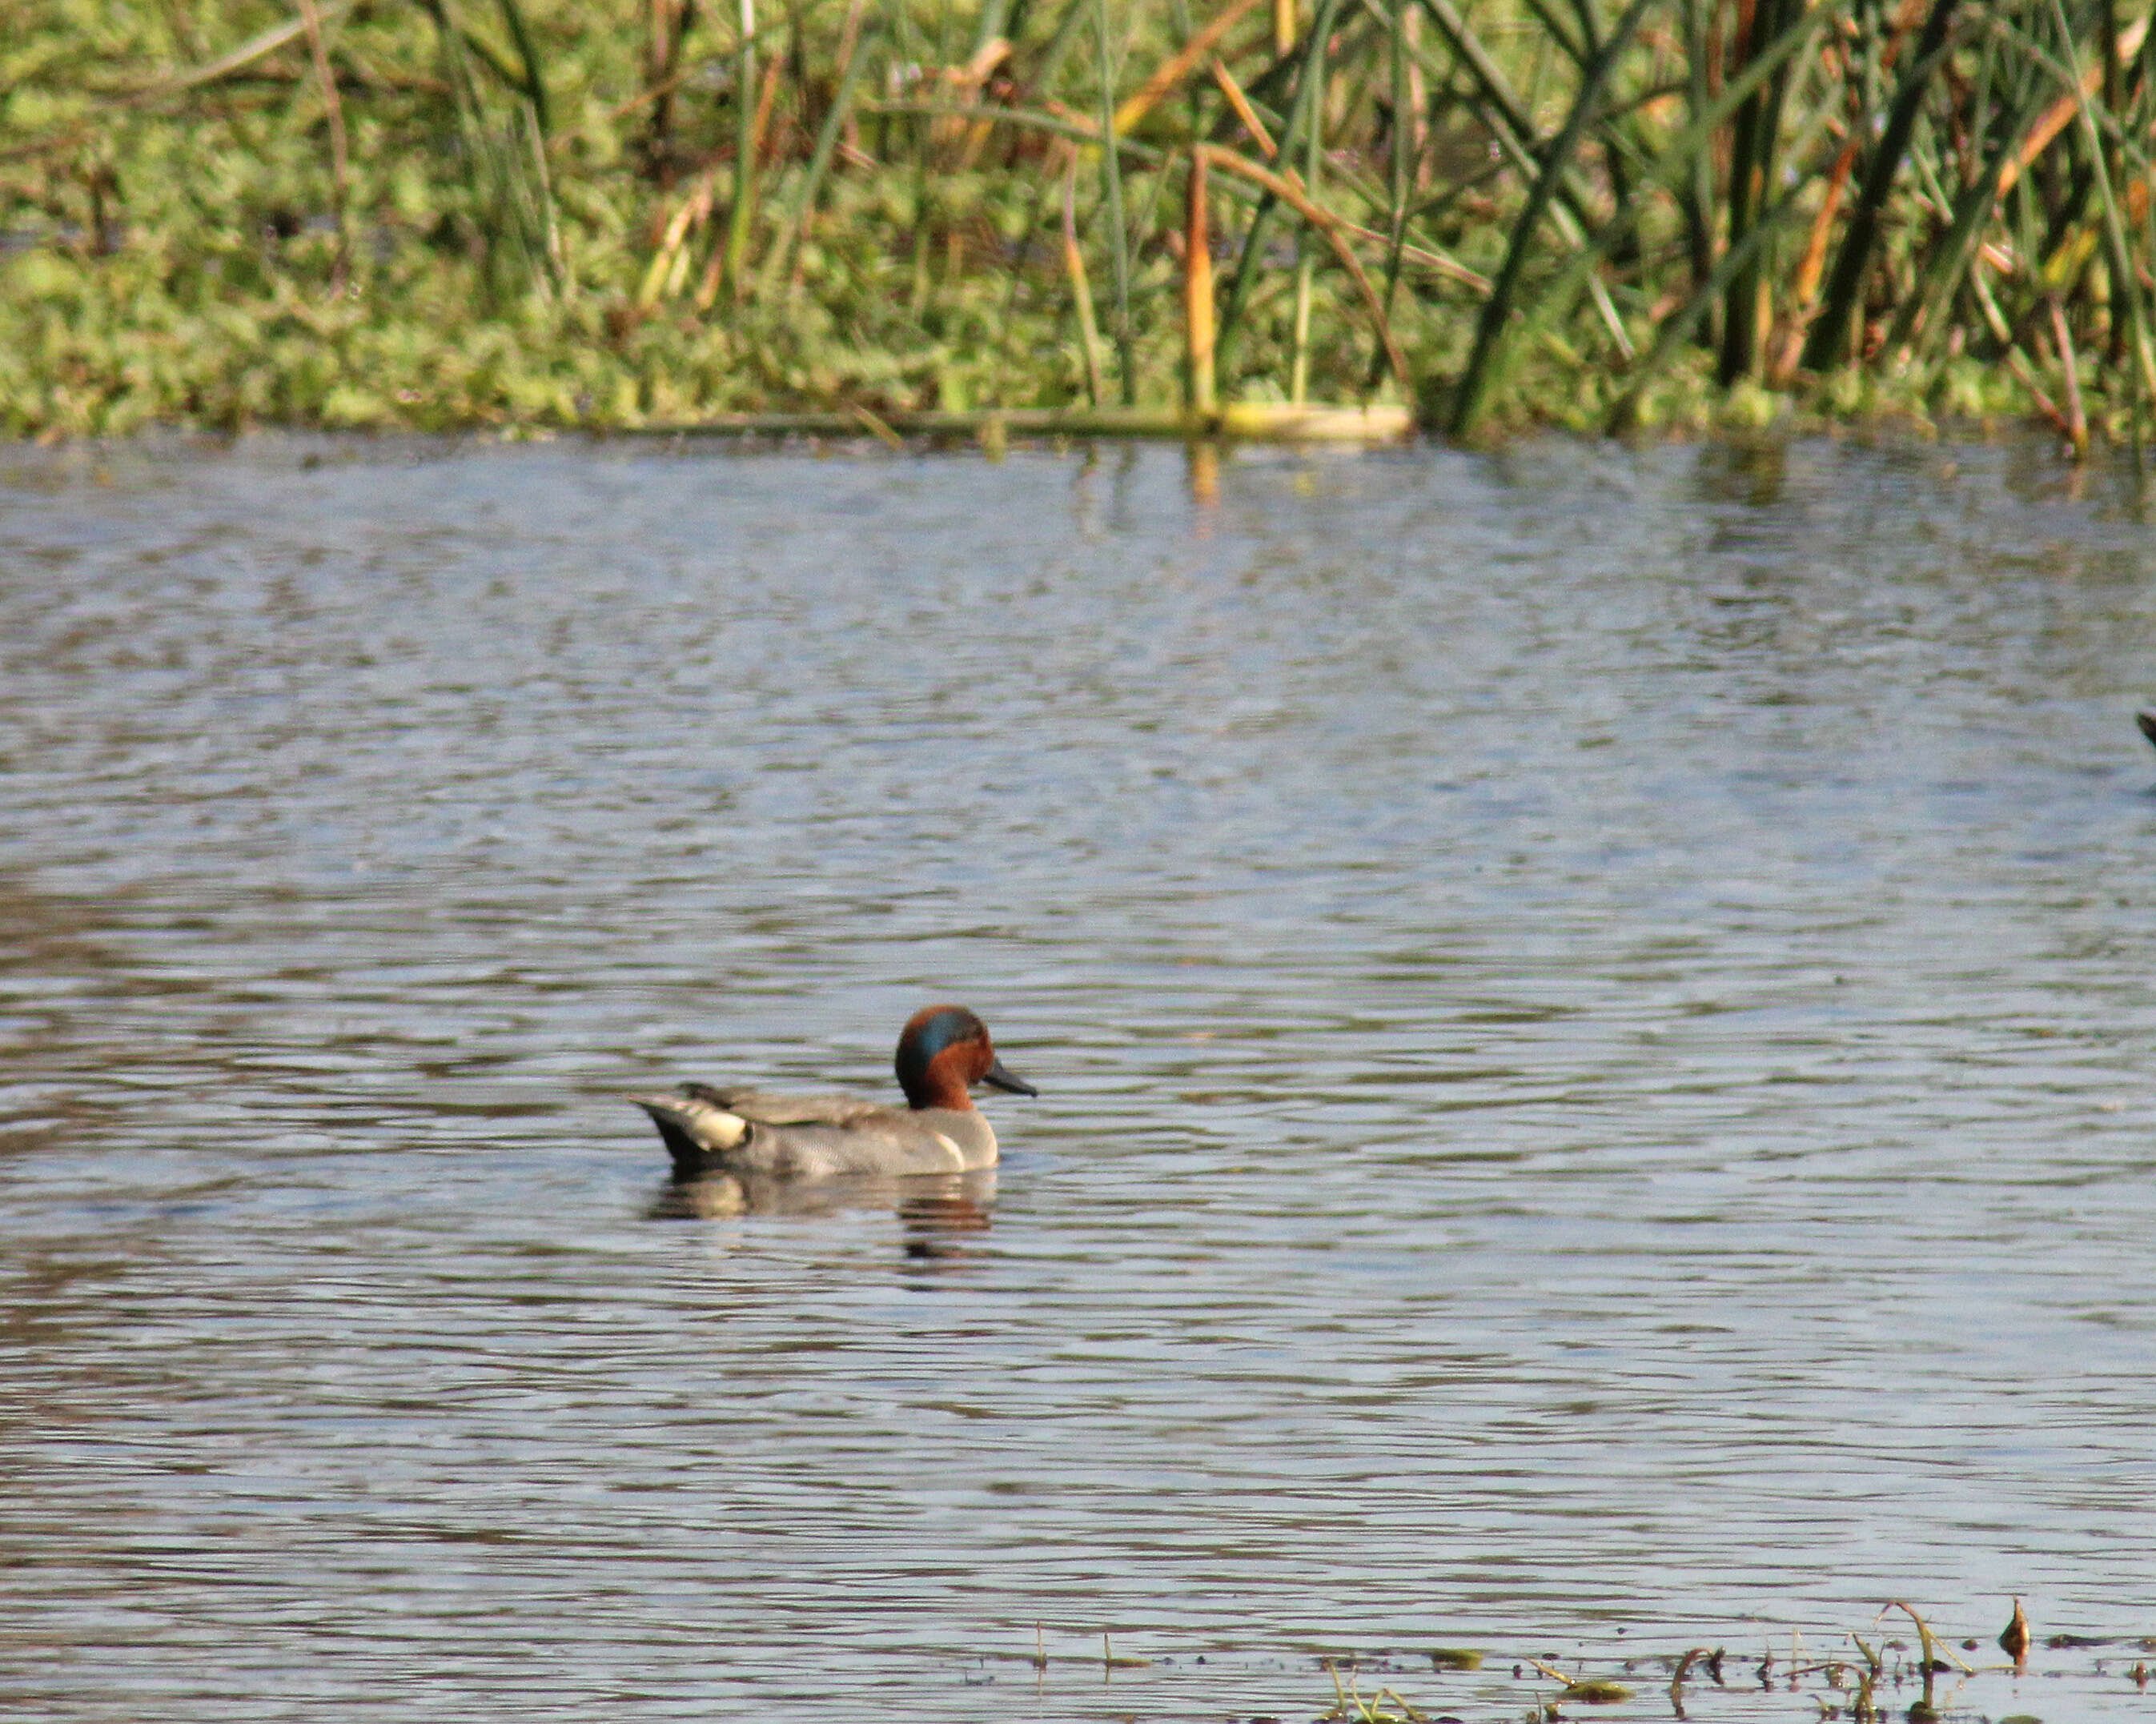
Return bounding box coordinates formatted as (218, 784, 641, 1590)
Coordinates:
(15, 0, 2156, 440)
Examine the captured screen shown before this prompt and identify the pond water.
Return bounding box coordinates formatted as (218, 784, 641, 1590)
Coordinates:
(2, 431, 2154, 1723)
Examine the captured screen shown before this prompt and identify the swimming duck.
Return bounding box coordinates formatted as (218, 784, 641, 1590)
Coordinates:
(629, 1005, 1037, 1183)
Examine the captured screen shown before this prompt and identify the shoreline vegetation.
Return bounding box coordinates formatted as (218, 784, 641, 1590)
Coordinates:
(8, 0, 2156, 448)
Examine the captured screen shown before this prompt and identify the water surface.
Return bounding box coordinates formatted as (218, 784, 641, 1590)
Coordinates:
(3, 432, 2154, 1721)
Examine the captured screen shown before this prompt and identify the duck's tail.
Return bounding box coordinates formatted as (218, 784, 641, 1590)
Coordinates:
(628, 1091, 750, 1183)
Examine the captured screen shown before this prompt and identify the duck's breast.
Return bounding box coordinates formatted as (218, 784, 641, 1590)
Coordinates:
(907, 1109, 998, 1173)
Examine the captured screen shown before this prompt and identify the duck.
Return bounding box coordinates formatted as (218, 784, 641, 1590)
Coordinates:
(628, 1004, 1037, 1183)
(2139, 711, 2156, 749)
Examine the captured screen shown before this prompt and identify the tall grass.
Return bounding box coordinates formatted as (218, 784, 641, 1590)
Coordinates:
(5, 0, 2156, 440)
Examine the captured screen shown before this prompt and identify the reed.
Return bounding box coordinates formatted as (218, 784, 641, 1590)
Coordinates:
(7, 0, 2156, 445)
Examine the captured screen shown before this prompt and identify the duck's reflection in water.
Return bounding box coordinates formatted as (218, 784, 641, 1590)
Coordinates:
(648, 1169, 998, 1262)
(894, 1187, 994, 1261)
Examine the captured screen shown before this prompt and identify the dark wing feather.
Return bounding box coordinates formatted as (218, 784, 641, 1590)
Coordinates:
(637, 1105, 717, 1182)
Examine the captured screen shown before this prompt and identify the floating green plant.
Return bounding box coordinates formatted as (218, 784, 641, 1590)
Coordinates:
(1321, 1657, 1427, 1722)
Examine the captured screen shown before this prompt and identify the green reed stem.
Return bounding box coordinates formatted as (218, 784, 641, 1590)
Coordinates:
(1094, 0, 1136, 403)
(1216, 0, 1344, 380)
(1449, 0, 1656, 435)
(1801, 0, 1965, 371)
(494, 0, 549, 137)
(764, 22, 876, 289)
(2047, 0, 2156, 408)
(724, 0, 759, 295)
(1288, 4, 1328, 402)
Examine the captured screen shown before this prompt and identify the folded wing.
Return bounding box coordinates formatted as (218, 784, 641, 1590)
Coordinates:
(681, 1085, 889, 1125)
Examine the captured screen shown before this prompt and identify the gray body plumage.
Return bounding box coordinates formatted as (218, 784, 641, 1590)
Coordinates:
(629, 1085, 1000, 1182)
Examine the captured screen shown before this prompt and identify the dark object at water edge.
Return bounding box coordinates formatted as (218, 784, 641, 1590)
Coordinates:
(1999, 1597, 2030, 1666)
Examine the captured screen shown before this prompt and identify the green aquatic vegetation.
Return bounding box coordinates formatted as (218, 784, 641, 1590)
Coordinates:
(6, 0, 2156, 442)
(1288, 1604, 2149, 1724)
(1100, 1631, 1150, 1669)
(1321, 1657, 1427, 1721)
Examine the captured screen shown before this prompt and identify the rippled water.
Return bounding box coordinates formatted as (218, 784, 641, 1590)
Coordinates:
(3, 432, 2154, 1722)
